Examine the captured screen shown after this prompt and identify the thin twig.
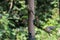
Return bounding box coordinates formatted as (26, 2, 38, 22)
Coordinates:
(8, 0, 14, 14)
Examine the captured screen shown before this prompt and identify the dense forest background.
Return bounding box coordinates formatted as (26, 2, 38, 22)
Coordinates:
(0, 0, 59, 40)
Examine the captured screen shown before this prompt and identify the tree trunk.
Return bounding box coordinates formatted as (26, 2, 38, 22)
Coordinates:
(27, 0, 35, 40)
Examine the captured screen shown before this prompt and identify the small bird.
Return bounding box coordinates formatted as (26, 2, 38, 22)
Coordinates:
(44, 26, 56, 33)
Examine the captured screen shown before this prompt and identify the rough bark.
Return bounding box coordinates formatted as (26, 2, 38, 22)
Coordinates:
(27, 0, 35, 40)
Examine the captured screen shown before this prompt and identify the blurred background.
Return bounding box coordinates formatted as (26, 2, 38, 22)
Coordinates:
(0, 0, 59, 40)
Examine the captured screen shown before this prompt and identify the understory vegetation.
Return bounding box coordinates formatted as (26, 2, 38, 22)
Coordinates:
(0, 0, 59, 40)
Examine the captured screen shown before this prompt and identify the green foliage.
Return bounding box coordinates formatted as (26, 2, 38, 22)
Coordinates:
(0, 0, 59, 40)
